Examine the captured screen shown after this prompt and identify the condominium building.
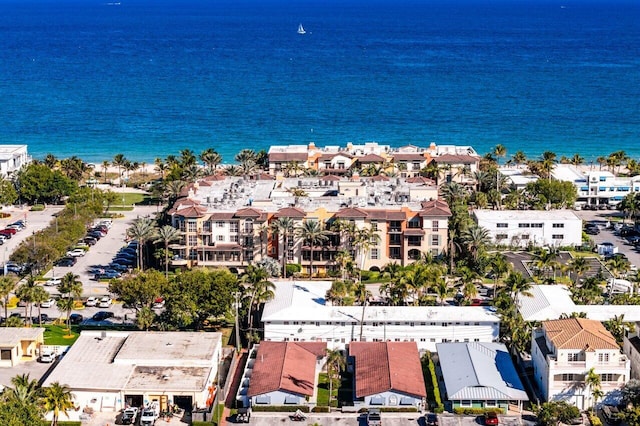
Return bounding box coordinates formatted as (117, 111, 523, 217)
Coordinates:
(472, 209, 582, 248)
(0, 144, 31, 177)
(531, 318, 629, 410)
(168, 174, 449, 274)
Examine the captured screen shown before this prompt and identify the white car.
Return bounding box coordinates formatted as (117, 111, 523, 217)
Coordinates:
(66, 248, 86, 257)
(40, 298, 56, 308)
(98, 297, 112, 308)
(39, 352, 56, 363)
(45, 277, 62, 287)
(85, 297, 98, 307)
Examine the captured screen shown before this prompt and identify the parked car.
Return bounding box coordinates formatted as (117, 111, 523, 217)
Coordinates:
(367, 408, 382, 426)
(83, 237, 97, 245)
(483, 412, 499, 425)
(112, 258, 135, 266)
(32, 313, 51, 323)
(66, 248, 86, 257)
(95, 271, 121, 280)
(55, 257, 77, 267)
(39, 351, 56, 363)
(0, 228, 17, 235)
(40, 298, 56, 308)
(69, 313, 84, 324)
(121, 407, 139, 425)
(87, 231, 103, 240)
(108, 263, 129, 272)
(6, 224, 23, 231)
(91, 311, 114, 321)
(45, 277, 62, 287)
(98, 297, 112, 308)
(425, 413, 438, 426)
(89, 229, 106, 237)
(85, 297, 98, 307)
(3, 262, 24, 274)
(0, 230, 13, 238)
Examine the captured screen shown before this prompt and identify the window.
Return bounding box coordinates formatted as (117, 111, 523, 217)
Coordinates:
(560, 373, 578, 381)
(460, 400, 472, 407)
(230, 222, 239, 233)
(496, 234, 508, 240)
(432, 220, 439, 231)
(216, 221, 225, 228)
(431, 235, 440, 246)
(408, 218, 421, 228)
(496, 223, 508, 228)
(287, 250, 294, 261)
(0, 349, 11, 360)
(485, 400, 497, 407)
(187, 221, 197, 232)
(371, 221, 378, 231)
(598, 353, 610, 363)
(568, 352, 582, 362)
(521, 234, 530, 240)
(600, 373, 616, 382)
(203, 221, 212, 232)
(370, 236, 379, 245)
(531, 223, 543, 228)
(552, 234, 564, 240)
(370, 248, 379, 260)
(390, 247, 401, 259)
(553, 223, 565, 228)
(518, 223, 530, 228)
(231, 235, 239, 243)
(217, 235, 224, 242)
(188, 235, 197, 246)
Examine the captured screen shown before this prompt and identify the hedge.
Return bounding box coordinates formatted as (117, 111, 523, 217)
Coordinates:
(251, 405, 309, 413)
(422, 352, 444, 413)
(312, 406, 331, 413)
(588, 413, 602, 426)
(453, 407, 505, 415)
(30, 204, 45, 211)
(192, 422, 214, 426)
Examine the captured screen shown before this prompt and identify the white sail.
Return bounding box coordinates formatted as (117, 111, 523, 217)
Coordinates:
(297, 24, 306, 35)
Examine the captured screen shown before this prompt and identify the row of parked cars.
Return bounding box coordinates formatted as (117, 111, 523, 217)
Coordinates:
(92, 240, 139, 280)
(54, 220, 113, 268)
(0, 219, 27, 243)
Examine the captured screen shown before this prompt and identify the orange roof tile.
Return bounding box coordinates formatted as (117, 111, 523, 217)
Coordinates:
(349, 342, 426, 399)
(419, 199, 452, 217)
(248, 342, 326, 397)
(542, 318, 619, 351)
(274, 207, 306, 218)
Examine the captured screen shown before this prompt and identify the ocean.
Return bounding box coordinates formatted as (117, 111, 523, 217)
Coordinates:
(0, 0, 638, 164)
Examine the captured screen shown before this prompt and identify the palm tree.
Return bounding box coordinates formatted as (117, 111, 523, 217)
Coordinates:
(112, 153, 126, 186)
(101, 160, 110, 184)
(42, 382, 75, 426)
(353, 227, 380, 282)
(8, 373, 43, 404)
(607, 256, 630, 278)
(540, 151, 557, 180)
(235, 149, 257, 176)
(154, 157, 168, 179)
(433, 276, 453, 306)
(492, 144, 507, 164)
(43, 154, 58, 169)
(355, 283, 372, 341)
(461, 225, 491, 265)
(56, 298, 75, 336)
(179, 149, 197, 168)
(154, 225, 182, 278)
(31, 286, 49, 327)
(440, 182, 468, 206)
(270, 217, 295, 278)
(326, 280, 350, 306)
(127, 217, 157, 270)
(15, 279, 36, 325)
(504, 271, 533, 301)
(200, 148, 222, 174)
(242, 265, 275, 330)
(585, 367, 602, 413)
(296, 220, 329, 278)
(0, 276, 16, 327)
(511, 151, 527, 168)
(325, 349, 346, 407)
(568, 256, 589, 286)
(489, 253, 511, 298)
(456, 266, 479, 303)
(57, 273, 82, 334)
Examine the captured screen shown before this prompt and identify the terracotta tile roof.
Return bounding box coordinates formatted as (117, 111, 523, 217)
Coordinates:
(406, 176, 436, 185)
(433, 154, 479, 164)
(235, 208, 264, 218)
(202, 174, 227, 181)
(419, 199, 452, 217)
(269, 152, 308, 162)
(386, 211, 407, 220)
(248, 342, 326, 397)
(208, 212, 236, 220)
(170, 204, 207, 218)
(350, 342, 426, 399)
(357, 154, 387, 163)
(403, 229, 425, 236)
(274, 207, 306, 218)
(320, 175, 342, 181)
(367, 175, 390, 182)
(542, 318, 619, 351)
(335, 207, 369, 219)
(319, 153, 354, 160)
(256, 173, 275, 180)
(392, 153, 427, 161)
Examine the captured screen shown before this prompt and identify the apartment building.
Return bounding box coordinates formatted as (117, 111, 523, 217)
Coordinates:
(473, 209, 582, 248)
(531, 318, 630, 410)
(261, 281, 500, 351)
(0, 144, 31, 177)
(168, 175, 449, 274)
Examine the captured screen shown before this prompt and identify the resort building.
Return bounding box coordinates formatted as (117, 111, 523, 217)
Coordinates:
(266, 142, 480, 181)
(0, 144, 31, 177)
(531, 318, 629, 410)
(0, 328, 44, 368)
(168, 174, 449, 275)
(348, 341, 426, 409)
(261, 281, 500, 351)
(499, 168, 539, 190)
(552, 164, 640, 208)
(239, 341, 327, 408)
(623, 324, 640, 380)
(42, 331, 222, 417)
(472, 209, 582, 248)
(437, 342, 528, 412)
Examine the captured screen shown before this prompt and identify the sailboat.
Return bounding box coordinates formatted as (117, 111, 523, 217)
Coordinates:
(297, 23, 306, 35)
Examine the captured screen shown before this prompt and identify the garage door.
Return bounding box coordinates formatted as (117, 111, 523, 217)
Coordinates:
(173, 395, 193, 412)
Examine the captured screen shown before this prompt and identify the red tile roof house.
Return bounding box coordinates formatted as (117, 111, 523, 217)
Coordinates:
(244, 342, 327, 407)
(349, 342, 426, 410)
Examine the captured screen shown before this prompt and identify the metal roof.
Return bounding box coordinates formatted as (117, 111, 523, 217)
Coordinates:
(437, 342, 528, 401)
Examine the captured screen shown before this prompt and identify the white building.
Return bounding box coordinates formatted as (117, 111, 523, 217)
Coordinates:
(623, 325, 640, 380)
(43, 331, 222, 417)
(0, 145, 30, 177)
(472, 209, 582, 248)
(261, 281, 500, 351)
(552, 164, 640, 208)
(499, 168, 539, 190)
(531, 318, 629, 410)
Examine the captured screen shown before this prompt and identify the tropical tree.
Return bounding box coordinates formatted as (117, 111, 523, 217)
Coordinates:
(270, 217, 295, 278)
(126, 217, 157, 270)
(112, 153, 126, 185)
(355, 283, 371, 340)
(15, 279, 37, 325)
(325, 349, 346, 407)
(492, 144, 507, 164)
(504, 271, 533, 301)
(57, 273, 82, 334)
(42, 382, 75, 426)
(433, 275, 453, 306)
(136, 306, 156, 331)
(489, 253, 511, 298)
(200, 148, 222, 174)
(585, 367, 602, 412)
(154, 225, 181, 278)
(461, 225, 491, 266)
(31, 286, 49, 327)
(0, 276, 16, 326)
(353, 227, 380, 282)
(242, 265, 275, 330)
(296, 220, 329, 278)
(568, 256, 589, 286)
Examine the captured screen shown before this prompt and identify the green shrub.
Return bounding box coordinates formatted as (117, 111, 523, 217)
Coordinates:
(251, 405, 309, 413)
(192, 421, 213, 426)
(30, 204, 45, 211)
(380, 407, 419, 412)
(421, 351, 444, 412)
(286, 263, 302, 275)
(312, 406, 331, 413)
(453, 407, 505, 415)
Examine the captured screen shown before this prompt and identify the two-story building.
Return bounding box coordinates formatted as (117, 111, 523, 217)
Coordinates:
(0, 144, 31, 178)
(262, 281, 500, 351)
(531, 318, 629, 410)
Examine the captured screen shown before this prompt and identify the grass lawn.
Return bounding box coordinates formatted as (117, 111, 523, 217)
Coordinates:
(43, 324, 80, 345)
(317, 373, 338, 407)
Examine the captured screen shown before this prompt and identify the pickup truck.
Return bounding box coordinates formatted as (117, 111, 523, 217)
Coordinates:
(121, 407, 139, 425)
(140, 403, 159, 426)
(367, 408, 382, 426)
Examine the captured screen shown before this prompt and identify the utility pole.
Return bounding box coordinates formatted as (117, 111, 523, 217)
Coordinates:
(234, 292, 241, 352)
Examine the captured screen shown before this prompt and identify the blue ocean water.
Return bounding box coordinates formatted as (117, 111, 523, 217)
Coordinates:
(0, 0, 638, 163)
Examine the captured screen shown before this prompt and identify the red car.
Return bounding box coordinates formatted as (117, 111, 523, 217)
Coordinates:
(1, 228, 17, 235)
(483, 413, 499, 425)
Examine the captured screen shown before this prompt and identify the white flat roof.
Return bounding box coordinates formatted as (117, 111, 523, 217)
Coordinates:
(518, 285, 640, 322)
(262, 281, 500, 323)
(114, 331, 221, 366)
(0, 328, 43, 347)
(552, 165, 586, 182)
(474, 209, 581, 222)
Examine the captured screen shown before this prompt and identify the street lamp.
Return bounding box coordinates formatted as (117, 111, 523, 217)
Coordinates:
(233, 292, 241, 352)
